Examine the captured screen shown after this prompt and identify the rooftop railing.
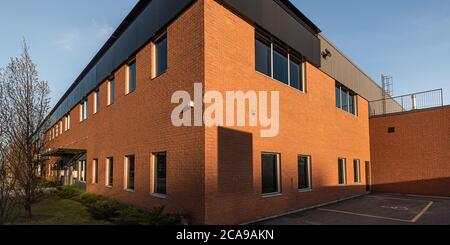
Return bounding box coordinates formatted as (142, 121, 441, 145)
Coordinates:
(369, 89, 444, 117)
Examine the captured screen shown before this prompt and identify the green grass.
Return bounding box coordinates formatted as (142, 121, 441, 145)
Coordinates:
(15, 196, 112, 225)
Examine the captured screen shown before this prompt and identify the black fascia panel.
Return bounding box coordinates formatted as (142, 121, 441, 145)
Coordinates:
(218, 0, 321, 67)
(46, 0, 195, 127)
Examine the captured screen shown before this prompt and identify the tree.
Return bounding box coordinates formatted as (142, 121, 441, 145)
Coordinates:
(0, 40, 50, 219)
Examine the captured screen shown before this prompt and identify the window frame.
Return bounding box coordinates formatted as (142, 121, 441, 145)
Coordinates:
(298, 155, 312, 192)
(354, 159, 361, 183)
(94, 89, 100, 114)
(126, 59, 137, 95)
(151, 152, 167, 198)
(92, 159, 98, 184)
(124, 155, 136, 192)
(107, 78, 115, 106)
(338, 158, 347, 185)
(261, 152, 282, 196)
(336, 82, 358, 116)
(154, 34, 168, 78)
(106, 157, 114, 188)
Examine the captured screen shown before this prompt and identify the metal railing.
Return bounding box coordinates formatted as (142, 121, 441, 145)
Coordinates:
(369, 89, 444, 117)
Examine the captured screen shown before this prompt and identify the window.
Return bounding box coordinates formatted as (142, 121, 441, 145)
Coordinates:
(354, 159, 361, 183)
(125, 155, 135, 191)
(261, 153, 281, 195)
(94, 90, 100, 114)
(108, 79, 115, 105)
(79, 160, 86, 182)
(127, 59, 136, 94)
(336, 82, 357, 115)
(59, 121, 63, 134)
(92, 159, 98, 184)
(255, 33, 305, 92)
(55, 125, 58, 137)
(388, 127, 396, 133)
(65, 114, 70, 131)
(106, 157, 114, 187)
(298, 155, 312, 190)
(152, 152, 167, 196)
(155, 35, 167, 77)
(80, 99, 88, 121)
(338, 158, 347, 185)
(255, 37, 271, 77)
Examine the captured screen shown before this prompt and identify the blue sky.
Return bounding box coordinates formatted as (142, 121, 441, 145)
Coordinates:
(1, 0, 449, 106)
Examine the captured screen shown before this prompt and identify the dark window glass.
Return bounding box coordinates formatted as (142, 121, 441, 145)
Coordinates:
(127, 156, 135, 190)
(354, 160, 361, 183)
(83, 161, 87, 182)
(336, 84, 341, 108)
(110, 79, 115, 104)
(108, 158, 114, 187)
(255, 38, 271, 76)
(290, 59, 302, 91)
(262, 153, 280, 194)
(156, 36, 168, 76)
(388, 127, 396, 133)
(338, 159, 346, 185)
(273, 49, 289, 85)
(349, 93, 355, 114)
(155, 153, 167, 195)
(341, 89, 349, 112)
(96, 91, 100, 113)
(298, 156, 311, 190)
(128, 60, 136, 93)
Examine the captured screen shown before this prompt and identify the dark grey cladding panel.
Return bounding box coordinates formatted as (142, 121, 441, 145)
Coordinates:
(48, 0, 195, 126)
(218, 0, 321, 67)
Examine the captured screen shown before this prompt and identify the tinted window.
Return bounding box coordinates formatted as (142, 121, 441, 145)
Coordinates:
(128, 60, 136, 93)
(96, 91, 100, 113)
(298, 156, 311, 190)
(262, 153, 280, 194)
(354, 160, 361, 183)
(255, 38, 271, 76)
(155, 153, 167, 195)
(108, 158, 114, 187)
(127, 156, 135, 190)
(290, 59, 302, 91)
(110, 79, 115, 104)
(338, 159, 346, 185)
(156, 36, 167, 76)
(349, 93, 355, 114)
(93, 160, 98, 184)
(273, 49, 288, 85)
(341, 89, 349, 112)
(336, 84, 341, 108)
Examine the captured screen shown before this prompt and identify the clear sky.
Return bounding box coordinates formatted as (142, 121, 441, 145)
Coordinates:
(1, 0, 449, 107)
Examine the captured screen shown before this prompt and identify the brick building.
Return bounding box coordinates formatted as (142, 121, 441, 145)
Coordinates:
(42, 0, 441, 224)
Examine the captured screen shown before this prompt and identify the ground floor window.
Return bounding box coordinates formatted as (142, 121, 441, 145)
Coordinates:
(261, 153, 281, 195)
(79, 160, 86, 182)
(106, 157, 114, 187)
(338, 158, 347, 185)
(152, 152, 167, 196)
(354, 159, 361, 183)
(125, 155, 135, 191)
(92, 159, 98, 184)
(298, 155, 312, 190)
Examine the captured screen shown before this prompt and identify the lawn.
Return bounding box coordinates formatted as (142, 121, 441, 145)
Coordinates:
(15, 195, 112, 225)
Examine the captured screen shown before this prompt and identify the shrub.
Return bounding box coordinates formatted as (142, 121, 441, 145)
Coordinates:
(38, 178, 61, 188)
(80, 193, 102, 206)
(85, 198, 125, 221)
(55, 185, 81, 199)
(141, 206, 182, 225)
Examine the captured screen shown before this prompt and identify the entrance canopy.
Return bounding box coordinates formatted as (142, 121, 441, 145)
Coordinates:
(42, 148, 86, 170)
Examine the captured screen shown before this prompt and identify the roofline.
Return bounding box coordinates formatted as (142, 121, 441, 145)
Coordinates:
(44, 0, 152, 125)
(278, 0, 321, 34)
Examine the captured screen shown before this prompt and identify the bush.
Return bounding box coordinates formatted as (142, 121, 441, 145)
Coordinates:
(80, 193, 182, 225)
(55, 185, 81, 199)
(38, 178, 61, 188)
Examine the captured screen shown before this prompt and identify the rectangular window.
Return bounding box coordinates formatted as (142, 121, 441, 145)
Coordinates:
(298, 155, 312, 190)
(108, 79, 115, 105)
(255, 33, 305, 92)
(261, 153, 281, 195)
(336, 82, 357, 115)
(106, 157, 114, 187)
(354, 159, 361, 183)
(338, 158, 347, 185)
(255, 37, 272, 77)
(273, 47, 289, 85)
(80, 99, 88, 121)
(94, 90, 100, 114)
(125, 155, 135, 191)
(155, 35, 168, 77)
(92, 159, 98, 184)
(59, 121, 63, 134)
(65, 114, 70, 131)
(153, 152, 167, 196)
(79, 160, 86, 182)
(127, 60, 136, 94)
(290, 58, 303, 91)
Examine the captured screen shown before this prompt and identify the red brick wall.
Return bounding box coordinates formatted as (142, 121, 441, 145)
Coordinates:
(370, 106, 450, 197)
(203, 0, 371, 225)
(46, 0, 206, 224)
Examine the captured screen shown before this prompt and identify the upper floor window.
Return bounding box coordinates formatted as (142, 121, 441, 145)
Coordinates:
(80, 99, 88, 122)
(94, 90, 100, 114)
(155, 35, 167, 77)
(336, 82, 357, 115)
(59, 121, 63, 135)
(65, 114, 71, 131)
(126, 59, 136, 94)
(255, 33, 305, 92)
(108, 78, 115, 105)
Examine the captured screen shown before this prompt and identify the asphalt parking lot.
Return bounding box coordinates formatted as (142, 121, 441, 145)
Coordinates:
(254, 194, 450, 225)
